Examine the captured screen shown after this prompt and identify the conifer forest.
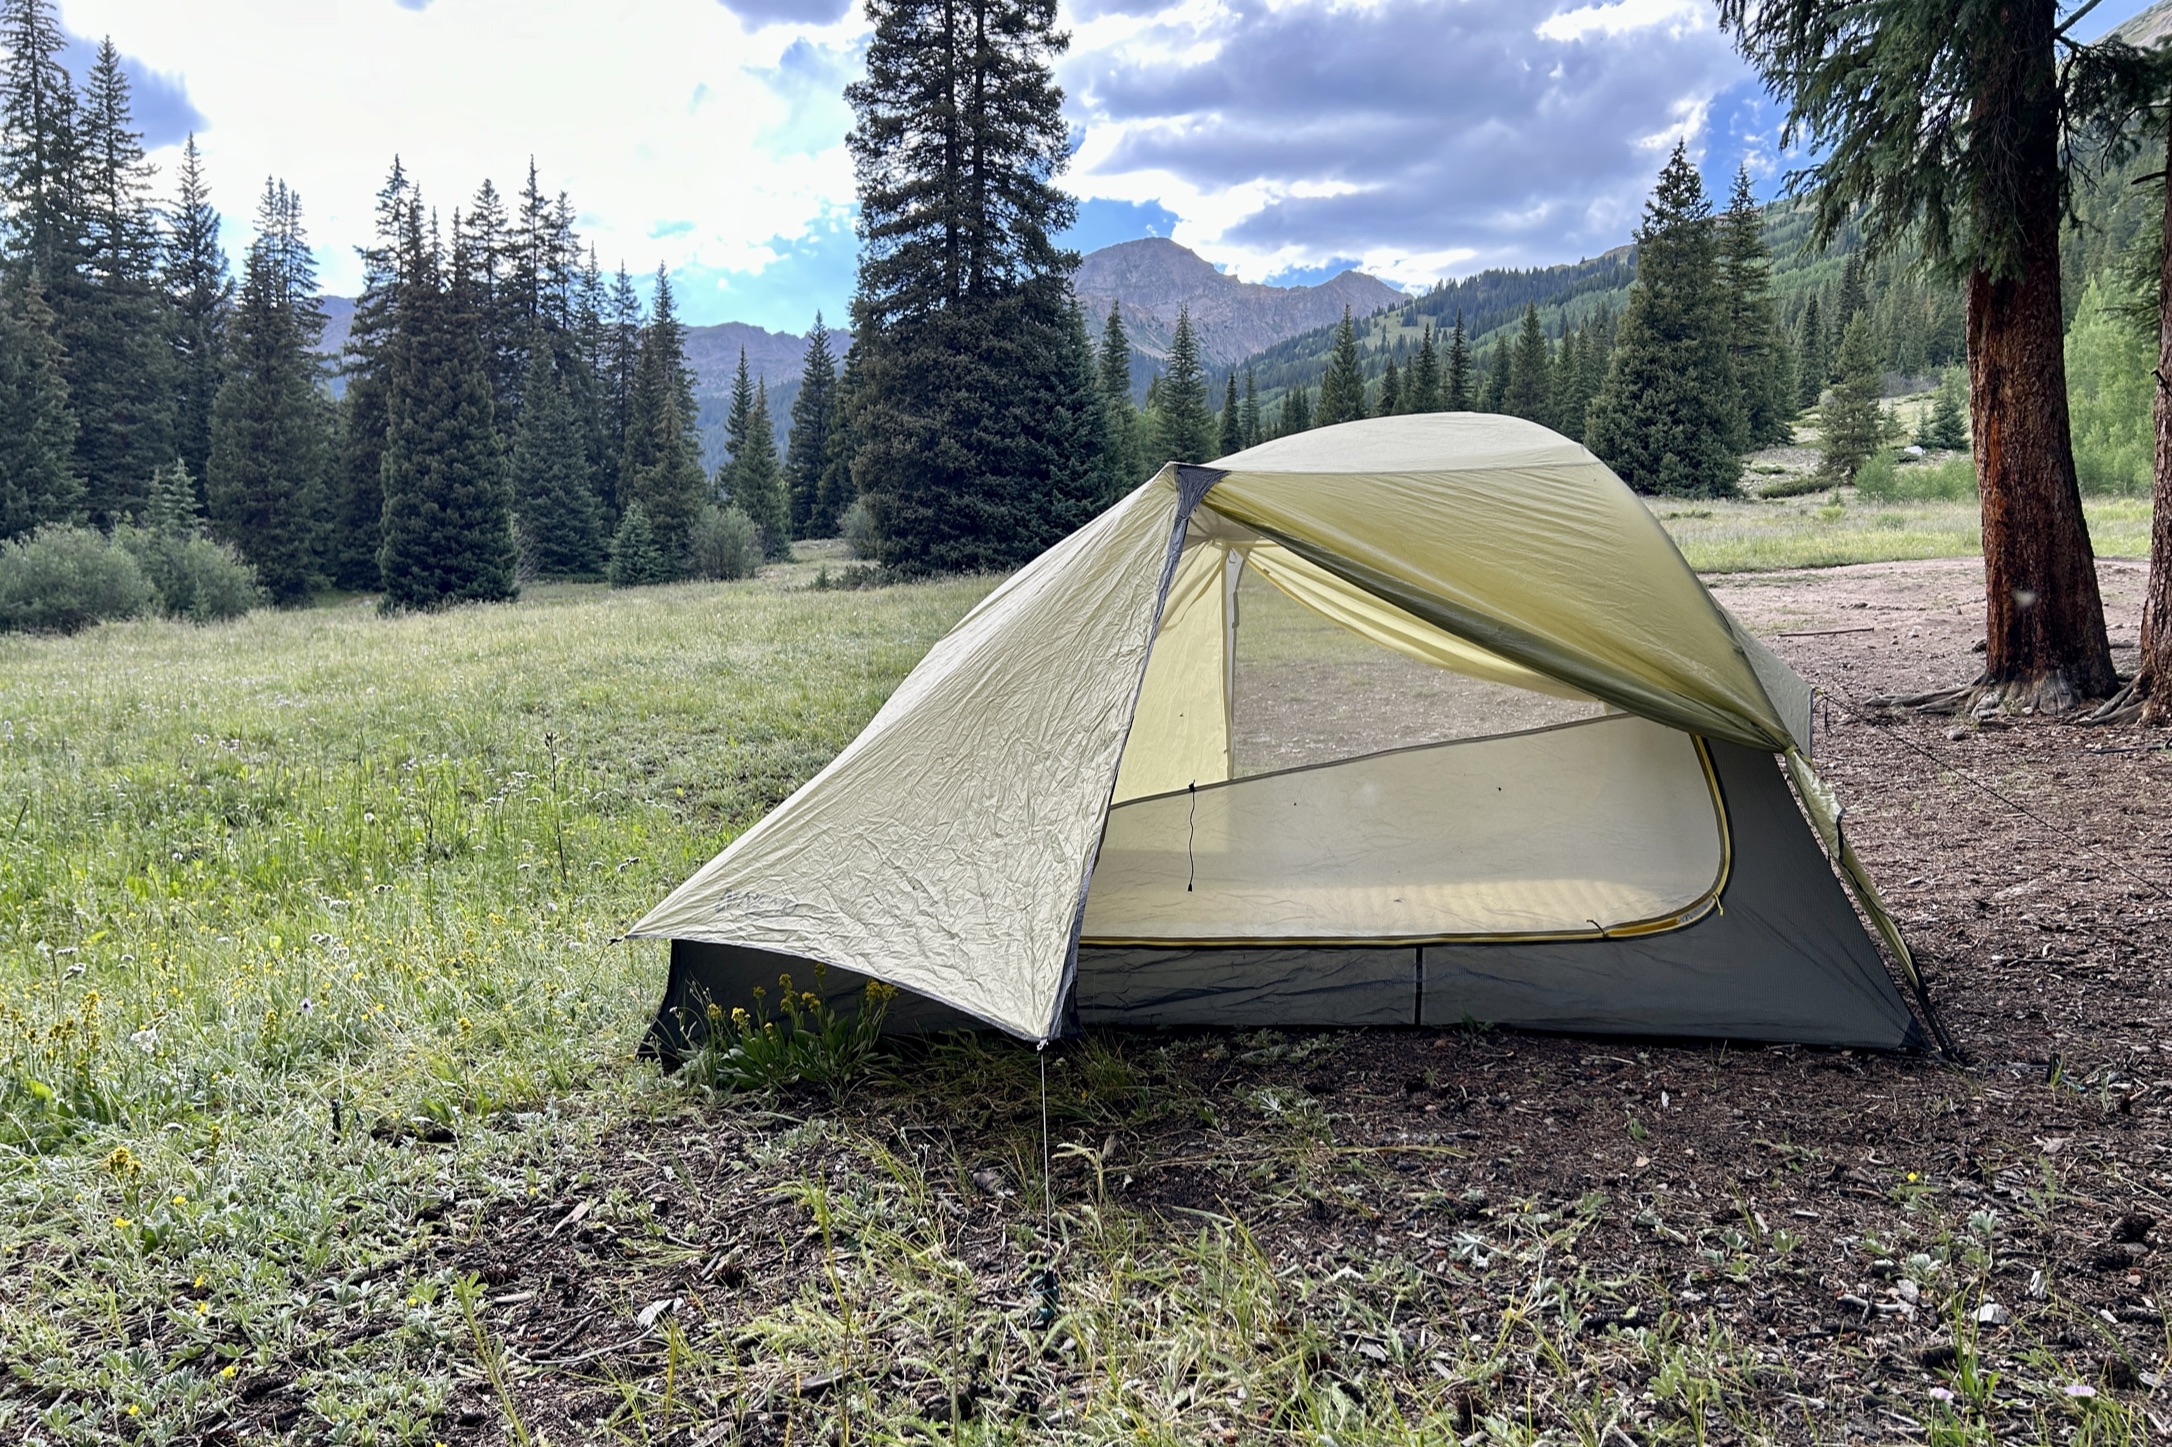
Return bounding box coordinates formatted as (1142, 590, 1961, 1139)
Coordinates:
(13, 0, 2141, 611)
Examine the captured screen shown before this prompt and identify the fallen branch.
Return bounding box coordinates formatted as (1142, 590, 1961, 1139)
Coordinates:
(1777, 626, 1878, 638)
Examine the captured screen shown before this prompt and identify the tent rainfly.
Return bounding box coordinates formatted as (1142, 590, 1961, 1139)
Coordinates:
(633, 414, 1949, 1054)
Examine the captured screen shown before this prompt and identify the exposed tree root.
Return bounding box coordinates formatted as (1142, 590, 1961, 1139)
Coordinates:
(1867, 670, 2100, 719)
(2082, 679, 2143, 726)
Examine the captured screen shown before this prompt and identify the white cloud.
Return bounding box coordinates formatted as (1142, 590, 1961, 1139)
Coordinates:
(1534, 0, 1701, 43)
(59, 0, 862, 321)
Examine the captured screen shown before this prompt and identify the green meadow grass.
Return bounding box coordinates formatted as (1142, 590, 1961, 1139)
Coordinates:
(0, 576, 986, 1438)
(1658, 495, 2149, 573)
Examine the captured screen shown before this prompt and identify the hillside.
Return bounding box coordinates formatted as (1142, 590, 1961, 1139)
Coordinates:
(1072, 237, 1405, 374)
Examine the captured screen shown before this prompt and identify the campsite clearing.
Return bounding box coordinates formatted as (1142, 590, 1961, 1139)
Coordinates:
(2, 552, 2168, 1444)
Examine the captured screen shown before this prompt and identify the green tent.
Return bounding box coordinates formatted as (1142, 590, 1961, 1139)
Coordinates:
(636, 414, 1945, 1052)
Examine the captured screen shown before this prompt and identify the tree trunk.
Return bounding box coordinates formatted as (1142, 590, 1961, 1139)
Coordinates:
(1963, 1, 2116, 713)
(2139, 120, 2172, 724)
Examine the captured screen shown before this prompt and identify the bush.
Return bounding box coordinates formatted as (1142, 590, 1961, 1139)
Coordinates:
(0, 525, 156, 634)
(1860, 453, 1978, 504)
(840, 498, 877, 560)
(689, 503, 759, 581)
(115, 527, 263, 622)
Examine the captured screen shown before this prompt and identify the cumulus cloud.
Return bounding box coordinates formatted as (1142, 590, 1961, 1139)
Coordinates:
(57, 0, 860, 325)
(1062, 0, 1748, 288)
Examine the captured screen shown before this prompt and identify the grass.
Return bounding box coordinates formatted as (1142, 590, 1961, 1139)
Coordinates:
(2, 522, 2162, 1442)
(0, 574, 984, 1440)
(1655, 494, 2150, 573)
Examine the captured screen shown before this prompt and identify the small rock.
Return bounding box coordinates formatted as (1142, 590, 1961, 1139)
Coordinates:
(1896, 1279, 1921, 1304)
(970, 1167, 1012, 1197)
(2110, 1212, 2155, 1245)
(1975, 1301, 2011, 1327)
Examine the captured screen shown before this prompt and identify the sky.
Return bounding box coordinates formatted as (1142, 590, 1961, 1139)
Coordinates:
(48, 0, 2171, 331)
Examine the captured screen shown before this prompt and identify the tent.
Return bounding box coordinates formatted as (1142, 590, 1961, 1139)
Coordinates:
(633, 414, 1947, 1054)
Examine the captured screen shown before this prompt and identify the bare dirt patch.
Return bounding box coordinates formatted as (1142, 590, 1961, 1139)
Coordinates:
(405, 560, 2171, 1445)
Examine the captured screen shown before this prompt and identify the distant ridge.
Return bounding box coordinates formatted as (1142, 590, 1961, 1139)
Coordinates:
(1072, 237, 1406, 369)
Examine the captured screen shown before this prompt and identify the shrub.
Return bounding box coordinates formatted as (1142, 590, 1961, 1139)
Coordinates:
(689, 503, 759, 581)
(1860, 453, 1977, 504)
(840, 498, 877, 560)
(680, 970, 896, 1096)
(0, 525, 156, 634)
(116, 527, 263, 622)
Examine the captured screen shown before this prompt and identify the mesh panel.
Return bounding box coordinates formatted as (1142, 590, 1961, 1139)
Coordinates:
(1230, 557, 1606, 774)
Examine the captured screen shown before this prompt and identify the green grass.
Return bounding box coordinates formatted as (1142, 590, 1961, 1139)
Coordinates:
(1653, 495, 2150, 573)
(0, 574, 986, 1439)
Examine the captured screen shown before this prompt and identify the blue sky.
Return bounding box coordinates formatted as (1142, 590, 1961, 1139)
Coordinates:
(50, 0, 2167, 330)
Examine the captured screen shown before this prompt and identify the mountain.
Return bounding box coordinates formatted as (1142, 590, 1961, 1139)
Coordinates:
(1073, 237, 1406, 371)
(305, 239, 1406, 455)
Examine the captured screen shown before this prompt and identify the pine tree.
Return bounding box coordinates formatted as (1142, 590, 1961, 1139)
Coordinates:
(1719, 166, 1793, 447)
(816, 340, 861, 530)
(596, 263, 646, 522)
(1503, 303, 1551, 426)
(1550, 326, 1584, 440)
(1098, 302, 1142, 484)
(721, 347, 756, 498)
(511, 339, 603, 578)
(1277, 384, 1311, 436)
(729, 379, 790, 560)
(606, 500, 667, 587)
(206, 182, 330, 604)
(1920, 368, 1968, 451)
(1831, 253, 1867, 347)
(1479, 338, 1510, 413)
(144, 457, 200, 536)
(1218, 372, 1241, 456)
(1149, 306, 1214, 465)
(1240, 368, 1262, 448)
(1316, 307, 1368, 426)
(1796, 295, 1827, 408)
(1377, 356, 1402, 417)
(376, 208, 519, 608)
(330, 158, 410, 592)
(0, 0, 82, 284)
(1818, 314, 1886, 483)
(456, 178, 521, 420)
(1443, 312, 1473, 411)
(1584, 143, 1743, 497)
(616, 268, 706, 576)
(1409, 323, 1441, 413)
(0, 273, 81, 538)
(1050, 298, 1125, 528)
(69, 37, 172, 523)
(785, 314, 838, 534)
(846, 0, 1100, 572)
(165, 136, 228, 511)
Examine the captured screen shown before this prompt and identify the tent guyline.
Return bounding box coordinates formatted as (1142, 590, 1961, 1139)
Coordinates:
(635, 414, 1944, 1056)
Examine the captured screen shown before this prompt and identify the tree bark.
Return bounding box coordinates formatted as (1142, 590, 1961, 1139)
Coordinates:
(2139, 120, 2172, 724)
(1964, 1, 2117, 712)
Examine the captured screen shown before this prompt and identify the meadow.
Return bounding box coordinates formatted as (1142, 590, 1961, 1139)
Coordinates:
(2, 505, 2164, 1444)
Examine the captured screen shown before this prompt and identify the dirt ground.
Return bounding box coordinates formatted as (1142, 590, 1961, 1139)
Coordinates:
(332, 560, 2172, 1445)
